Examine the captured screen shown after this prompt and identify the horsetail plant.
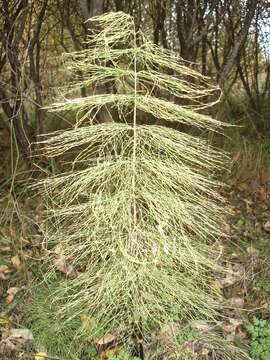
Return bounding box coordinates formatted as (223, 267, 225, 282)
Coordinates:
(32, 11, 248, 359)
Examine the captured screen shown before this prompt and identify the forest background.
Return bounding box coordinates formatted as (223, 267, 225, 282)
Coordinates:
(0, 1, 270, 359)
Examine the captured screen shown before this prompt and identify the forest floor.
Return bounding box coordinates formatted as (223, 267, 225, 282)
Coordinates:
(0, 125, 270, 359)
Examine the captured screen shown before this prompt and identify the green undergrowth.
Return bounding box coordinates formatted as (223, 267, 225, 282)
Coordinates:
(231, 216, 270, 262)
(216, 91, 270, 130)
(246, 317, 270, 360)
(254, 276, 270, 294)
(227, 136, 270, 185)
(107, 351, 141, 360)
(24, 278, 87, 359)
(211, 94, 270, 186)
(25, 280, 250, 360)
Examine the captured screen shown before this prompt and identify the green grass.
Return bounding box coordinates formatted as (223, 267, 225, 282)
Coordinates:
(208, 91, 270, 185)
(24, 279, 89, 359)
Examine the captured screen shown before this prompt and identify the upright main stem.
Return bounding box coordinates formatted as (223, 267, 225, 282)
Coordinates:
(131, 27, 137, 252)
(132, 29, 144, 360)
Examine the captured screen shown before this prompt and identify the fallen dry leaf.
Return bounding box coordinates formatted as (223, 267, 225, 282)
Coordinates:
(11, 255, 21, 271)
(259, 186, 268, 201)
(54, 254, 66, 273)
(7, 287, 20, 296)
(1, 246, 11, 253)
(9, 328, 34, 342)
(264, 220, 270, 232)
(238, 183, 249, 191)
(244, 202, 252, 214)
(6, 294, 14, 304)
(53, 245, 75, 277)
(0, 265, 9, 273)
(19, 236, 30, 247)
(230, 297, 244, 309)
(0, 265, 10, 280)
(35, 352, 47, 360)
(96, 333, 115, 345)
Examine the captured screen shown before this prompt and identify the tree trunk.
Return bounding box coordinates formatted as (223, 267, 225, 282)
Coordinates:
(80, 0, 104, 31)
(218, 0, 258, 89)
